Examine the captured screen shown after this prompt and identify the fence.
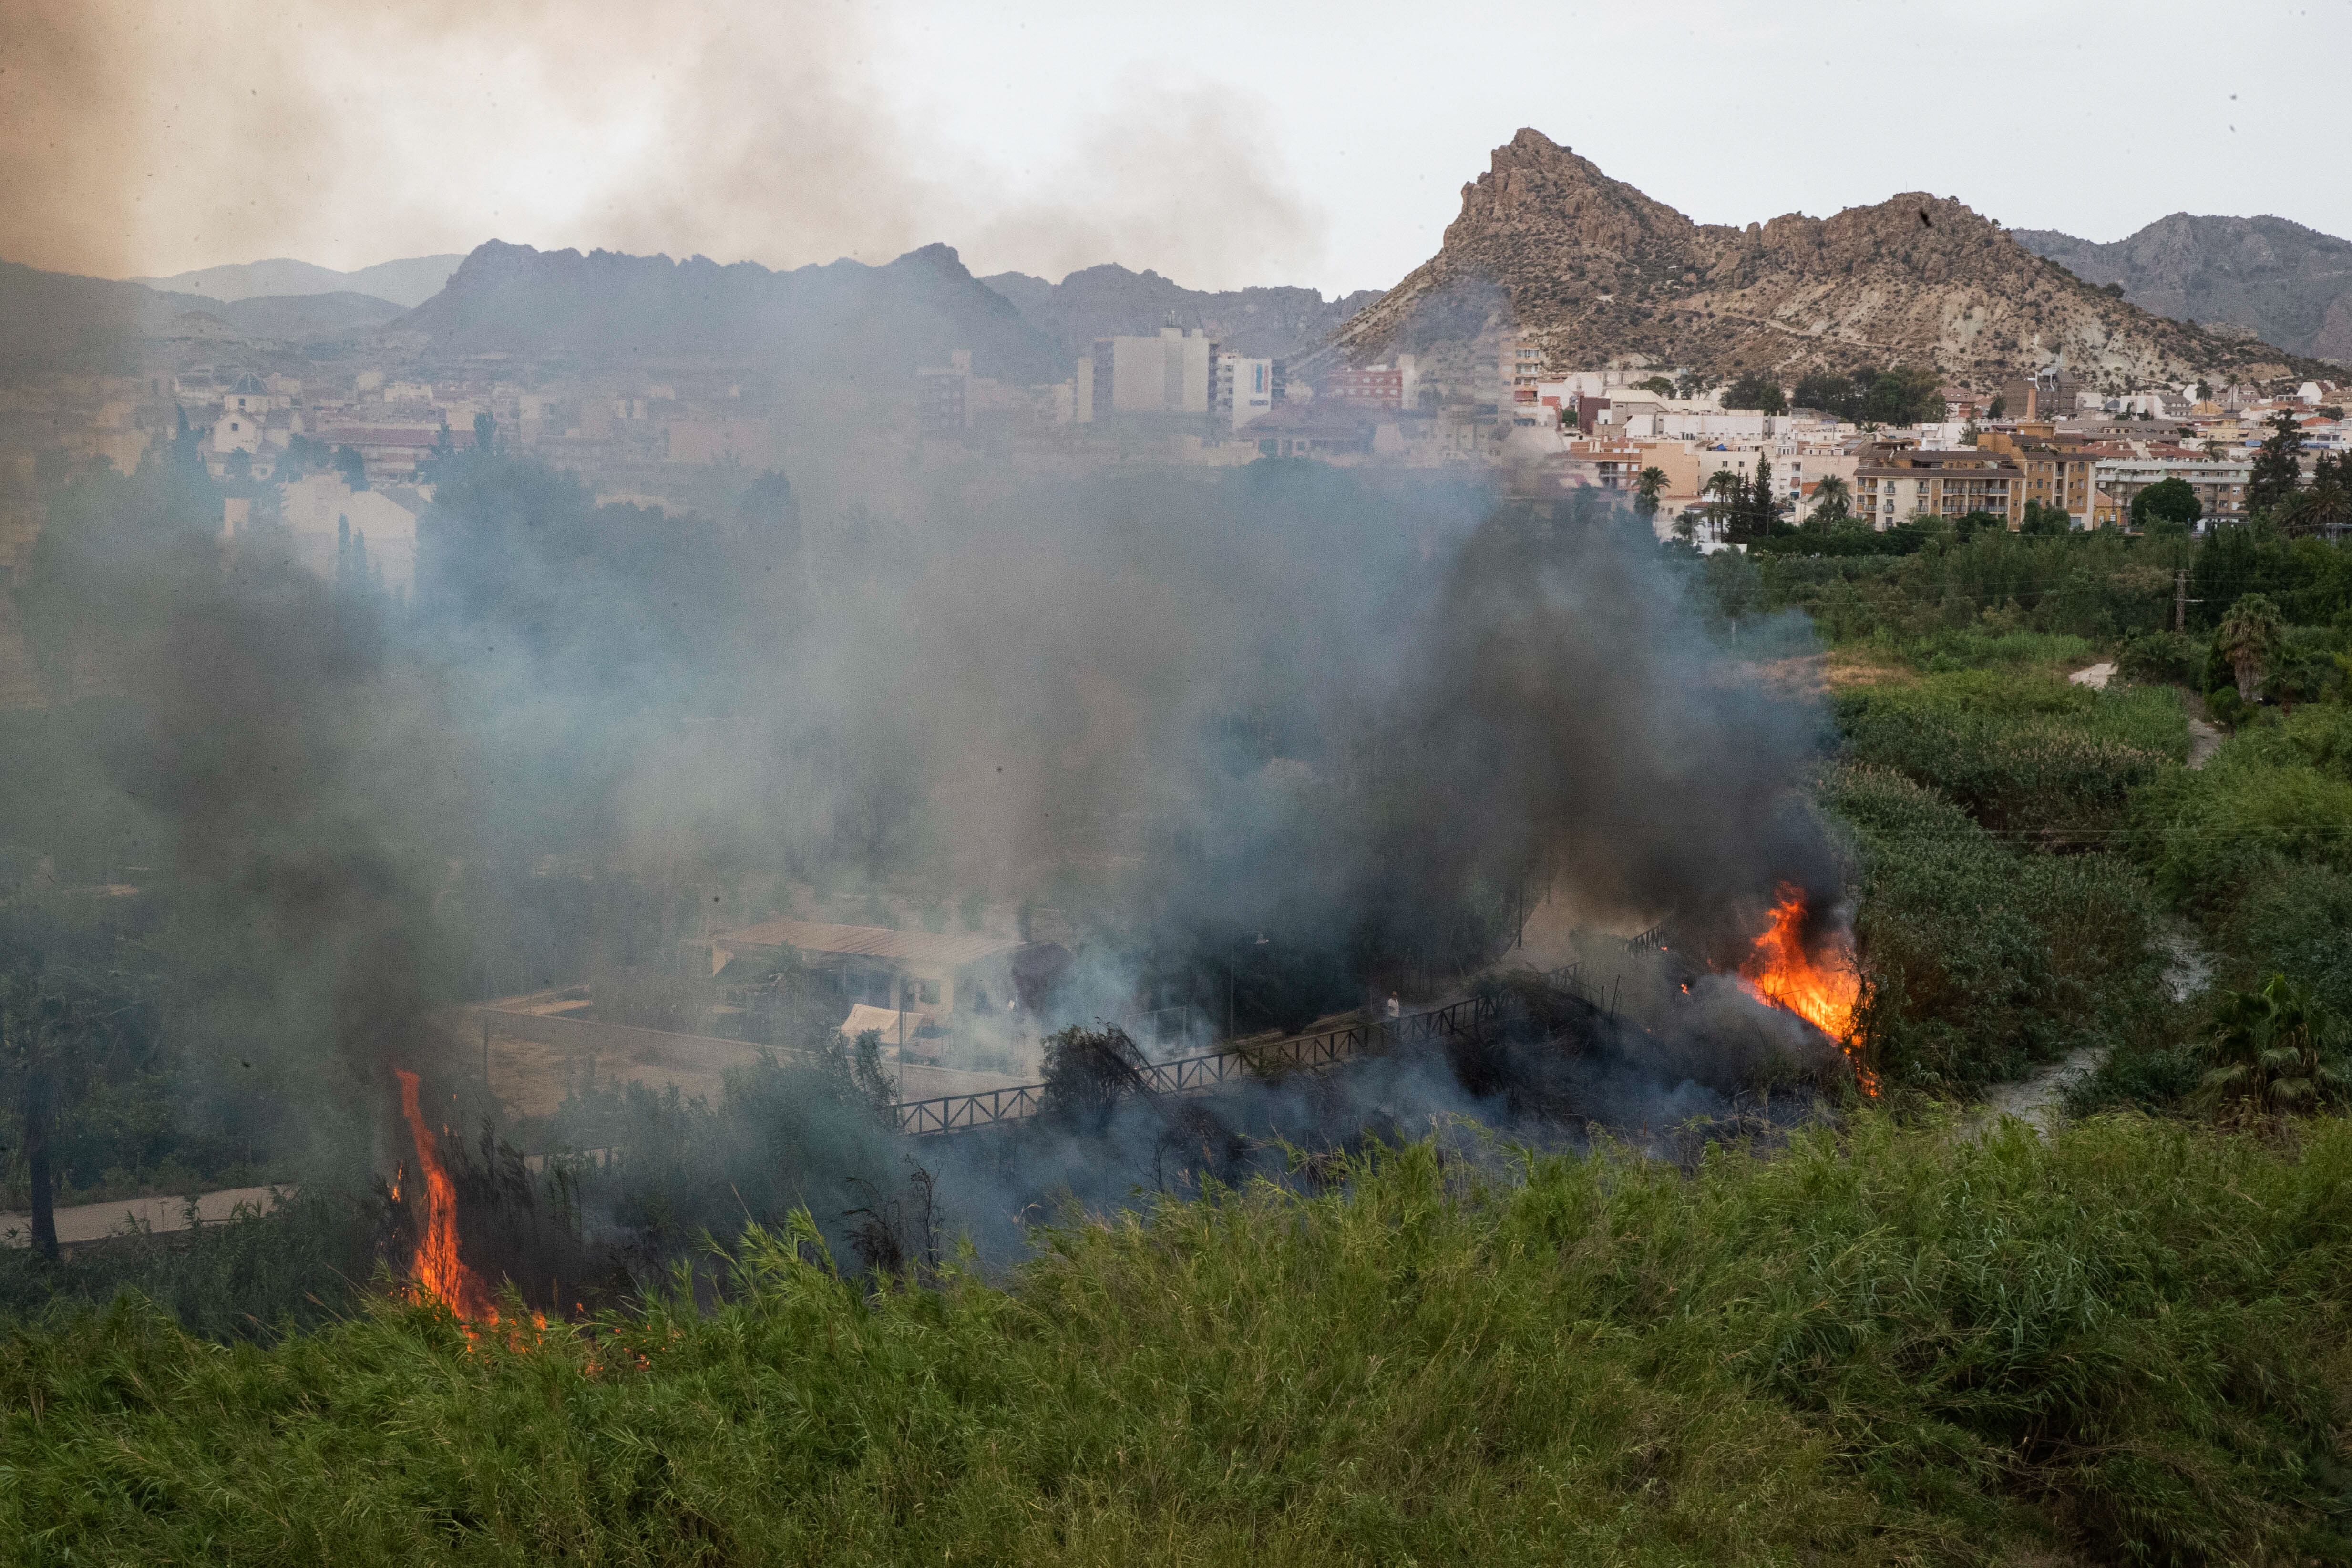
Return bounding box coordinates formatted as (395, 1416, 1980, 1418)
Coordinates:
(892, 994, 1495, 1137)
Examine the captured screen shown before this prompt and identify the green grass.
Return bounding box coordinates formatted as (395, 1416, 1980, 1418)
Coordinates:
(1825, 766, 2174, 1094)
(6, 1116, 2352, 1565)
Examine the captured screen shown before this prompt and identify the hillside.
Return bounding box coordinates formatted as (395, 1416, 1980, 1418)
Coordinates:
(0, 262, 413, 369)
(2016, 214, 2352, 365)
(980, 263, 1379, 360)
(1338, 129, 2324, 391)
(0, 261, 184, 369)
(398, 241, 1065, 384)
(129, 254, 467, 309)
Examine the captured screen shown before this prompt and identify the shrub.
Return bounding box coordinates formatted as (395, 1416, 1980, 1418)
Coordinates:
(2117, 629, 2203, 685)
(1824, 766, 2173, 1092)
(1835, 669, 2183, 838)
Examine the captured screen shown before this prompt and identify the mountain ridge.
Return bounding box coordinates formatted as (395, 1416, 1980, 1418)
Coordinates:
(128, 254, 466, 309)
(0, 261, 412, 369)
(394, 240, 1066, 384)
(1338, 129, 2327, 389)
(979, 264, 1379, 361)
(2015, 215, 2352, 365)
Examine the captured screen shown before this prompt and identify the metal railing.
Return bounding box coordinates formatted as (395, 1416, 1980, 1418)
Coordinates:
(891, 994, 1493, 1137)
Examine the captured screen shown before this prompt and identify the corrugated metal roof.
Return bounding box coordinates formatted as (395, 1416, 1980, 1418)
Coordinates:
(717, 918, 1020, 968)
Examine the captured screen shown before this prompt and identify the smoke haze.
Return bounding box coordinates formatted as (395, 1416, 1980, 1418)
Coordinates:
(0, 2, 1326, 290)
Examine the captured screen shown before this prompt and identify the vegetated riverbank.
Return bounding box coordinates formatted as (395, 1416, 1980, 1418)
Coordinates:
(6, 1112, 2351, 1566)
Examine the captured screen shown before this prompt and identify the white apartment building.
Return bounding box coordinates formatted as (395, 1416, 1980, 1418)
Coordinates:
(1214, 354, 1276, 431)
(2091, 453, 2253, 526)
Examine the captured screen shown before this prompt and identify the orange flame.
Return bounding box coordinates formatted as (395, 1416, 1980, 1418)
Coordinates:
(393, 1070, 550, 1344)
(1734, 889, 1877, 1095)
(394, 1068, 498, 1319)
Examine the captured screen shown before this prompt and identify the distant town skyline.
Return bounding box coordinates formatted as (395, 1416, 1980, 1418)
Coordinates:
(5, 0, 2347, 297)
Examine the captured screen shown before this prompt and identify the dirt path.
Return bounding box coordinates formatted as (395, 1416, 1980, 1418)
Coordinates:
(1972, 1047, 2105, 1136)
(2067, 661, 2115, 690)
(1972, 929, 2214, 1138)
(0, 1185, 297, 1249)
(2188, 715, 2224, 769)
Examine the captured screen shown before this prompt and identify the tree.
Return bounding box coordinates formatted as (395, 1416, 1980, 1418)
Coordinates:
(1807, 474, 1852, 529)
(1792, 371, 1857, 419)
(1987, 394, 2006, 420)
(1634, 376, 1676, 399)
(1723, 372, 1787, 415)
(2247, 408, 2306, 516)
(2276, 471, 2351, 539)
(2130, 476, 2203, 532)
(333, 444, 368, 491)
(2203, 973, 2347, 1116)
(1702, 467, 1743, 543)
(0, 955, 124, 1263)
(1633, 466, 1667, 516)
(2020, 500, 2071, 535)
(1861, 364, 1947, 426)
(2214, 592, 2285, 703)
(1746, 452, 1777, 537)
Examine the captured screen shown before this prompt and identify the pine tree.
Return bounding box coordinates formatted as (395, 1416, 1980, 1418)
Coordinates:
(2247, 409, 2306, 516)
(1750, 453, 1775, 536)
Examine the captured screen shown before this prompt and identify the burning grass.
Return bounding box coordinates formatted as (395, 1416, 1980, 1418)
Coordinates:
(7, 1113, 2352, 1564)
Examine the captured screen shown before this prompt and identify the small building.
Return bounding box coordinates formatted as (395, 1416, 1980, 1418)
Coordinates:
(708, 918, 1023, 1035)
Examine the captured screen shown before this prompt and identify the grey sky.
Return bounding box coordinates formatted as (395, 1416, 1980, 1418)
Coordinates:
(6, 0, 2345, 294)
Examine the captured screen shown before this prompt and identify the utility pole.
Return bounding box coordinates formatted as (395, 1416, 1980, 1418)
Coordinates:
(2174, 568, 2188, 633)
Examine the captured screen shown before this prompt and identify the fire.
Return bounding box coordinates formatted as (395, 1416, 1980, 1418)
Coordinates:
(1734, 889, 1876, 1095)
(393, 1069, 545, 1335)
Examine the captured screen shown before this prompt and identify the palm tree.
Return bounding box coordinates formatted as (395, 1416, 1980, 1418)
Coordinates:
(2214, 592, 2285, 703)
(2277, 476, 2352, 540)
(1702, 467, 1742, 542)
(1633, 466, 1668, 516)
(1808, 474, 1852, 527)
(2204, 973, 2348, 1116)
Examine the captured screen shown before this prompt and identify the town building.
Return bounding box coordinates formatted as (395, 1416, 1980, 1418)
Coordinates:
(1325, 363, 1405, 409)
(1975, 427, 2097, 526)
(916, 350, 973, 433)
(1213, 354, 1276, 430)
(706, 918, 1023, 1040)
(2089, 451, 2252, 527)
(1999, 367, 2085, 421)
(1854, 448, 2019, 527)
(1089, 328, 1215, 418)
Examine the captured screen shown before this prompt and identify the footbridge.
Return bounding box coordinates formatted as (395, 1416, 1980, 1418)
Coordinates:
(891, 995, 1495, 1137)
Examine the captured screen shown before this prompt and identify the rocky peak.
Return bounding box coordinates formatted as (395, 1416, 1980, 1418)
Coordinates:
(1337, 130, 2321, 389)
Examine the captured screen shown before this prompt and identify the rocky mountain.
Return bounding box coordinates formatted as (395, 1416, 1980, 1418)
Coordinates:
(980, 264, 1380, 361)
(397, 241, 1064, 385)
(1338, 129, 2324, 392)
(129, 254, 467, 309)
(2015, 215, 2352, 366)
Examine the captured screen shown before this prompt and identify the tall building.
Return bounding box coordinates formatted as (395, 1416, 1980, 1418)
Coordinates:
(915, 349, 973, 433)
(1214, 354, 1276, 431)
(1088, 329, 1215, 417)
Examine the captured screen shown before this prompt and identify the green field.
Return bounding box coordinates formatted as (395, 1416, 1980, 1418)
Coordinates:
(7, 1116, 2351, 1565)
